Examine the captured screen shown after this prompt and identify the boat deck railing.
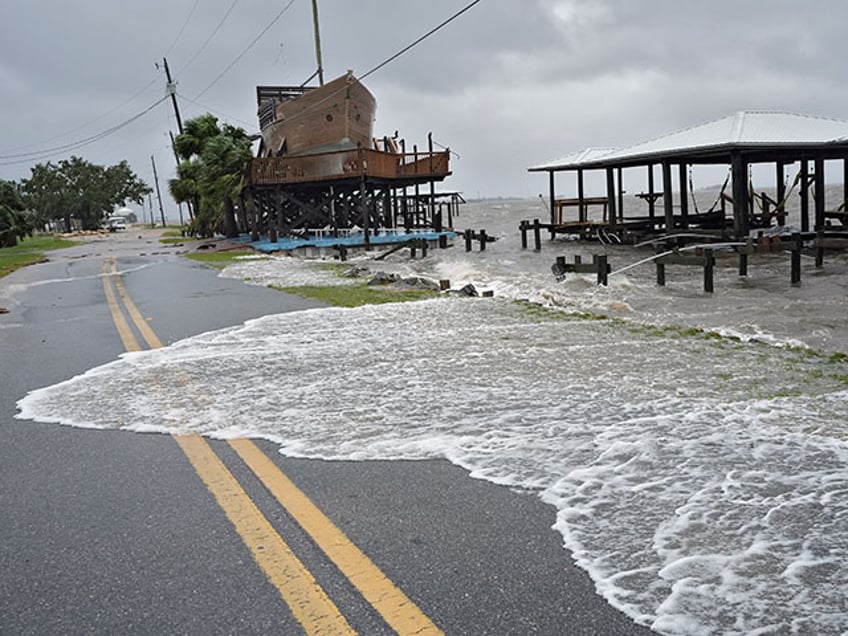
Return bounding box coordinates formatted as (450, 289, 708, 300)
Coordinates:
(248, 148, 450, 186)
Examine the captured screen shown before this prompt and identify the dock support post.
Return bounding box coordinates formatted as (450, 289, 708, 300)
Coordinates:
(703, 248, 714, 293)
(738, 251, 748, 277)
(465, 229, 472, 252)
(533, 218, 541, 251)
(815, 230, 824, 269)
(479, 229, 487, 251)
(656, 247, 666, 286)
(520, 221, 528, 249)
(800, 161, 810, 233)
(791, 233, 802, 286)
(595, 254, 609, 286)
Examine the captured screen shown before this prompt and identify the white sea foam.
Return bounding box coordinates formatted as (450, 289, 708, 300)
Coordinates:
(13, 198, 848, 634)
(16, 295, 848, 634)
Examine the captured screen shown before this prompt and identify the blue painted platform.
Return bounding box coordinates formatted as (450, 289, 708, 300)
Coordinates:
(233, 230, 456, 253)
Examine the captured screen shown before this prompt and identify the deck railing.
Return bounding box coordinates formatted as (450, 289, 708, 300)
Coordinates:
(248, 148, 450, 186)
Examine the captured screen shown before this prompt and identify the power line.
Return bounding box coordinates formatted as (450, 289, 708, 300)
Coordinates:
(0, 72, 163, 156)
(193, 0, 297, 100)
(164, 0, 202, 57)
(0, 96, 170, 167)
(265, 0, 485, 131)
(360, 0, 484, 81)
(176, 0, 240, 76)
(176, 92, 254, 129)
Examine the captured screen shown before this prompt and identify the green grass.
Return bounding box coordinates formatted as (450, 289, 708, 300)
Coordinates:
(0, 235, 78, 279)
(269, 283, 437, 307)
(184, 250, 256, 269)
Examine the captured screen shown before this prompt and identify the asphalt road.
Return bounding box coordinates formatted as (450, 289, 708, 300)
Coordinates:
(0, 230, 655, 635)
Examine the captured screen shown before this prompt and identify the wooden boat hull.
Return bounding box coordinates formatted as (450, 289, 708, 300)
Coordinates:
(257, 71, 376, 158)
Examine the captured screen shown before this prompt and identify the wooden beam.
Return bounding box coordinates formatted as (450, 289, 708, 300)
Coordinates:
(800, 159, 810, 233)
(844, 157, 848, 212)
(731, 152, 748, 238)
(814, 158, 825, 231)
(549, 171, 556, 225)
(776, 161, 786, 227)
(678, 163, 689, 229)
(616, 167, 624, 224)
(662, 160, 674, 232)
(647, 164, 655, 219)
(606, 168, 617, 229)
(577, 168, 585, 223)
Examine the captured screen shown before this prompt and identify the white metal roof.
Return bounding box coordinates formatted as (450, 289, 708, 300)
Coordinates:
(529, 110, 848, 171)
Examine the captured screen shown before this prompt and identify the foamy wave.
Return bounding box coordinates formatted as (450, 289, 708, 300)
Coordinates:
(16, 298, 848, 634)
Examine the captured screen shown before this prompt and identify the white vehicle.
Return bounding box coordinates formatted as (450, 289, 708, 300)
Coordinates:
(107, 216, 127, 232)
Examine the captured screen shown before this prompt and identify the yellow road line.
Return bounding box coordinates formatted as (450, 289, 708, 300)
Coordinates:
(230, 438, 444, 636)
(174, 434, 356, 636)
(101, 260, 141, 352)
(105, 258, 442, 634)
(109, 260, 164, 350)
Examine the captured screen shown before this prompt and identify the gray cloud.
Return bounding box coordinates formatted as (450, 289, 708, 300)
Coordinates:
(2, 0, 846, 209)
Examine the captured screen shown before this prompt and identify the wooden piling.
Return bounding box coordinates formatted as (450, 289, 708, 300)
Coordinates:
(465, 229, 472, 252)
(791, 233, 802, 285)
(594, 254, 609, 286)
(479, 229, 487, 251)
(520, 221, 528, 249)
(703, 248, 714, 293)
(533, 218, 541, 251)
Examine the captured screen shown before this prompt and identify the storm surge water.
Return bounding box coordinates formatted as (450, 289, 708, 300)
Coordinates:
(16, 199, 848, 634)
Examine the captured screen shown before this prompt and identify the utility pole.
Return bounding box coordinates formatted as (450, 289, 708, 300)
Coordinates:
(151, 155, 167, 228)
(311, 0, 324, 86)
(162, 57, 183, 134)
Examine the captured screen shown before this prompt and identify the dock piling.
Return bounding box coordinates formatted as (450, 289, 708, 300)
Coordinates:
(791, 233, 802, 285)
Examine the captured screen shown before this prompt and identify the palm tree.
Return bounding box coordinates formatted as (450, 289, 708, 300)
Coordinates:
(169, 115, 253, 238)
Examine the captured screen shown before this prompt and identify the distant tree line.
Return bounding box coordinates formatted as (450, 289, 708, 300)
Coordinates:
(1, 112, 255, 247)
(0, 157, 151, 247)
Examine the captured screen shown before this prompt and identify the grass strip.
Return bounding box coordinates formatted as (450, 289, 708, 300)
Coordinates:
(0, 235, 78, 279)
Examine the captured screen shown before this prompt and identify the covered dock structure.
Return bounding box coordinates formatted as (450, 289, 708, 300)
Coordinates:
(528, 110, 848, 242)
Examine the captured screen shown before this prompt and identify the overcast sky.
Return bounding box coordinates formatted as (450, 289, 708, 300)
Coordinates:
(1, 0, 846, 219)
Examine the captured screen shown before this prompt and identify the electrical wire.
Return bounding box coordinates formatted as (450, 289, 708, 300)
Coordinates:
(164, 0, 202, 57)
(0, 96, 170, 167)
(0, 72, 163, 157)
(270, 0, 485, 131)
(360, 0, 484, 81)
(176, 92, 254, 129)
(176, 0, 240, 76)
(193, 0, 297, 100)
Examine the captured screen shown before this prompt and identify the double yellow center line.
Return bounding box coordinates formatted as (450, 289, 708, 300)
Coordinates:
(101, 257, 442, 635)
